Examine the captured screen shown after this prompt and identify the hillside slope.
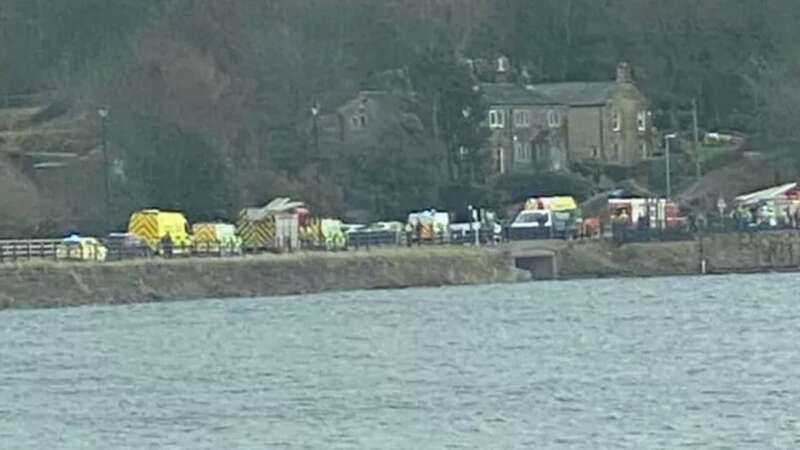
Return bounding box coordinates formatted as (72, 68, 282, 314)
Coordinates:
(678, 154, 800, 208)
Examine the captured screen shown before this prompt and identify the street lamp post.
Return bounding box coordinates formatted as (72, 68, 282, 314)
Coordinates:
(472, 206, 480, 247)
(664, 133, 678, 200)
(311, 102, 320, 154)
(461, 107, 471, 181)
(98, 107, 110, 211)
(311, 102, 320, 181)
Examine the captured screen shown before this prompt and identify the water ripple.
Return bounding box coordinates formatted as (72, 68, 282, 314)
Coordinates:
(1, 273, 799, 449)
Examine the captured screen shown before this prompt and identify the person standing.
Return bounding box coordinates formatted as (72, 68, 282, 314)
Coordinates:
(160, 234, 173, 258)
(619, 209, 630, 227)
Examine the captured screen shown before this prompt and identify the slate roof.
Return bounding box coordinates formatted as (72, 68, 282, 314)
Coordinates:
(330, 90, 425, 133)
(525, 81, 618, 106)
(478, 82, 558, 106)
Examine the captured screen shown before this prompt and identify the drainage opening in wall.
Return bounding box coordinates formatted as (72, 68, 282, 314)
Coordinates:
(514, 255, 557, 280)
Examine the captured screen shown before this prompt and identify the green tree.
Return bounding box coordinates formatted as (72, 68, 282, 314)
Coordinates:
(410, 46, 488, 183)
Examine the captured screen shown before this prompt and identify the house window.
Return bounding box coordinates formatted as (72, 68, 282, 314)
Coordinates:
(351, 114, 367, 130)
(496, 148, 506, 173)
(612, 111, 621, 131)
(514, 110, 530, 127)
(591, 146, 599, 158)
(637, 111, 646, 131)
(547, 110, 561, 128)
(641, 141, 649, 159)
(515, 140, 531, 163)
(489, 110, 505, 129)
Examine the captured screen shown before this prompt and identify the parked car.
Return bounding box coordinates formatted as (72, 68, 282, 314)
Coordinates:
(104, 233, 151, 261)
(56, 235, 108, 262)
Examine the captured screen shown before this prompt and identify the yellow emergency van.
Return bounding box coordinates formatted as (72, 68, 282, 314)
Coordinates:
(127, 209, 192, 254)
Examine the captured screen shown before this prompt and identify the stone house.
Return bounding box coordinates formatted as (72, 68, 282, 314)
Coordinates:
(314, 89, 426, 159)
(477, 58, 569, 174)
(527, 63, 655, 167)
(311, 87, 437, 220)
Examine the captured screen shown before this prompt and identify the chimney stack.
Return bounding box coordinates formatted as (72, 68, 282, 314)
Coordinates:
(496, 55, 510, 82)
(616, 62, 632, 84)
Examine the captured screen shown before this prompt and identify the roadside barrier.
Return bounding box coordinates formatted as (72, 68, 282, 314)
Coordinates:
(347, 230, 403, 250)
(0, 92, 53, 108)
(7, 224, 792, 264)
(450, 229, 499, 245)
(0, 240, 60, 262)
(612, 227, 696, 244)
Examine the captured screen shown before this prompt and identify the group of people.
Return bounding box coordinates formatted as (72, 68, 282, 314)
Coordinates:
(730, 203, 800, 230)
(610, 209, 652, 229)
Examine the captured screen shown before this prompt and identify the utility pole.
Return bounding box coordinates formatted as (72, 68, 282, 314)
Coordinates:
(692, 97, 701, 181)
(664, 133, 678, 200)
(666, 138, 671, 200)
(461, 107, 472, 182)
(311, 102, 320, 182)
(98, 107, 110, 212)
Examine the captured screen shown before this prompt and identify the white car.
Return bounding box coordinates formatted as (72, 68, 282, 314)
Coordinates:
(56, 236, 108, 262)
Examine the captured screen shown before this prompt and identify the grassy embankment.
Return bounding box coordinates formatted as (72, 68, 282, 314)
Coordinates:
(0, 247, 516, 310)
(558, 240, 701, 279)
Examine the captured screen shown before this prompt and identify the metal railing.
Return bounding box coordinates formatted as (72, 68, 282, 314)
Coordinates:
(104, 242, 152, 261)
(347, 230, 404, 250)
(0, 92, 53, 109)
(611, 226, 696, 244)
(450, 229, 500, 246)
(610, 220, 800, 245)
(9, 222, 795, 265)
(0, 239, 60, 262)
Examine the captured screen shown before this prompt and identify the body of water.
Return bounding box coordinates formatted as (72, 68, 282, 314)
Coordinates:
(1, 274, 799, 449)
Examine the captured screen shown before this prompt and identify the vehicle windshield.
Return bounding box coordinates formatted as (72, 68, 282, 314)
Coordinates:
(516, 211, 550, 224)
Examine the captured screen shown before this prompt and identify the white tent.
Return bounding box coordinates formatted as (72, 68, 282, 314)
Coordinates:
(735, 183, 797, 206)
(245, 197, 305, 221)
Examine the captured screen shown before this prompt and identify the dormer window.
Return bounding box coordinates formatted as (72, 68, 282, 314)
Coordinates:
(497, 56, 509, 73)
(612, 111, 621, 131)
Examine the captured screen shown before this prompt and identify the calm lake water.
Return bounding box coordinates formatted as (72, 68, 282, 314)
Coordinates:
(2, 275, 800, 449)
